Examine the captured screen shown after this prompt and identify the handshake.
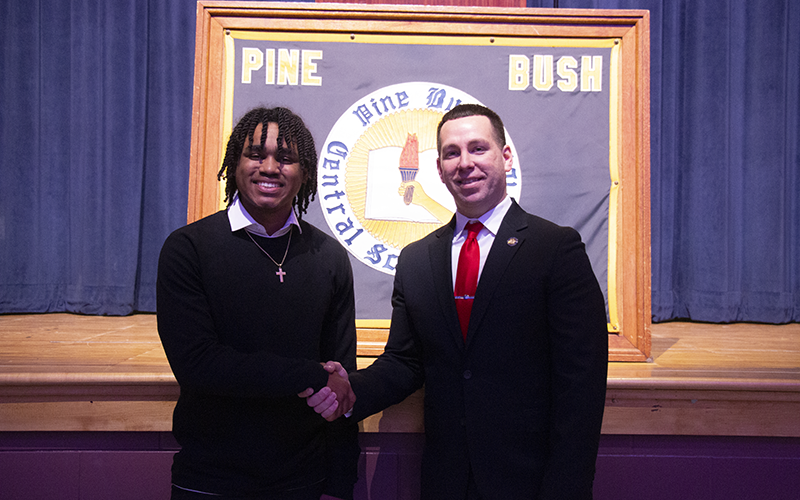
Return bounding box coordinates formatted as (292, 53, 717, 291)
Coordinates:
(298, 361, 355, 421)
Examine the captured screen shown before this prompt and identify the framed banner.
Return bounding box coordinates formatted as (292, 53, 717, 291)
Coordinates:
(189, 2, 651, 361)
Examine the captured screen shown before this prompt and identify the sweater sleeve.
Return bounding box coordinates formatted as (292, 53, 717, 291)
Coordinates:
(156, 224, 330, 398)
(319, 247, 360, 499)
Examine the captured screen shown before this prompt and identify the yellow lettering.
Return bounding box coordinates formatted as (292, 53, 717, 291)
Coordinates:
(266, 49, 275, 85)
(557, 56, 578, 92)
(581, 55, 602, 92)
(242, 48, 323, 86)
(508, 55, 529, 91)
(302, 50, 323, 86)
(533, 54, 553, 91)
(241, 47, 263, 84)
(278, 49, 300, 86)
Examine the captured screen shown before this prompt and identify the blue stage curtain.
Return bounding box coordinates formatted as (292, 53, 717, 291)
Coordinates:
(2, 0, 798, 322)
(562, 0, 800, 323)
(0, 0, 196, 314)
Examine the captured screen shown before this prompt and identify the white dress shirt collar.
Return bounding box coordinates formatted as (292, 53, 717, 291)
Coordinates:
(227, 192, 302, 237)
(453, 195, 513, 240)
(450, 195, 513, 289)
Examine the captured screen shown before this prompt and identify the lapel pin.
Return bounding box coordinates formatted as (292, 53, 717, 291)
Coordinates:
(507, 237, 519, 246)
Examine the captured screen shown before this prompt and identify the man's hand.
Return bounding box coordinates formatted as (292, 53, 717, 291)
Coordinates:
(298, 361, 355, 421)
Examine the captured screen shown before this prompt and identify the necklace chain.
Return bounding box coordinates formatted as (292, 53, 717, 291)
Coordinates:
(246, 227, 292, 283)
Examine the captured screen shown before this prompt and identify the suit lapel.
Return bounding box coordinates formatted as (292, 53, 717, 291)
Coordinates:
(466, 201, 528, 347)
(428, 217, 465, 349)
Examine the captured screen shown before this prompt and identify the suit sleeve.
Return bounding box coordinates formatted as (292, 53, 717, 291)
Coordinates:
(349, 250, 426, 421)
(539, 228, 608, 500)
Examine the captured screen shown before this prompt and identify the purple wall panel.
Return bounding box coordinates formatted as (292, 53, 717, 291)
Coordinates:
(79, 452, 173, 500)
(356, 433, 424, 500)
(0, 451, 81, 500)
(594, 435, 800, 500)
(0, 432, 797, 500)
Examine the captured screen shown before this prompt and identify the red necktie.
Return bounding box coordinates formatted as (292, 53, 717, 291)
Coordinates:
(454, 221, 483, 340)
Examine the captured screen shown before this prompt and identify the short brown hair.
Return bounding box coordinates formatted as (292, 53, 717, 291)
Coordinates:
(436, 104, 506, 152)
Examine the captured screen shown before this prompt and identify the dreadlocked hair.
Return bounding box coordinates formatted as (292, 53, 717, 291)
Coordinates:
(217, 107, 318, 220)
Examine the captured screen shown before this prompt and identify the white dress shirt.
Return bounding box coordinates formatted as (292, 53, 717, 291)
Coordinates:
(227, 193, 302, 237)
(450, 195, 513, 290)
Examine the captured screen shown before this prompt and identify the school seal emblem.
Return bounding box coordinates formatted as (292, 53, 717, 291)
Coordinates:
(317, 82, 522, 275)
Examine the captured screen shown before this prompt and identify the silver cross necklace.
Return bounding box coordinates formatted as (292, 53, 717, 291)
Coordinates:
(246, 227, 292, 283)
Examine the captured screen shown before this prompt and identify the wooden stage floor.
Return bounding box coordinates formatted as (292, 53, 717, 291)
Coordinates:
(0, 314, 798, 436)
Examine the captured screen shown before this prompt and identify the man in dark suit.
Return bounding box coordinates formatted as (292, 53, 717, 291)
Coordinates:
(303, 104, 608, 499)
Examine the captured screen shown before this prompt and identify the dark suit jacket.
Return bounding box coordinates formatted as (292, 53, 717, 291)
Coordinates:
(350, 200, 608, 500)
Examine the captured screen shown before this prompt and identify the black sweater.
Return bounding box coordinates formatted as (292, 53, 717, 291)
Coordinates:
(157, 210, 359, 498)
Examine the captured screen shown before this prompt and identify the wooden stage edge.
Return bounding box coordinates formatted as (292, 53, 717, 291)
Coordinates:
(0, 314, 797, 437)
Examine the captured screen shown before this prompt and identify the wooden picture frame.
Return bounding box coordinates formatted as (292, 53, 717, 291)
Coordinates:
(189, 1, 651, 361)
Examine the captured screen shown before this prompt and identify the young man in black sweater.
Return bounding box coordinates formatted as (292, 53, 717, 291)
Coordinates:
(157, 107, 359, 500)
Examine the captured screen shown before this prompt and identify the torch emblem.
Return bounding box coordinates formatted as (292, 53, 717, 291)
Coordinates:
(399, 133, 419, 205)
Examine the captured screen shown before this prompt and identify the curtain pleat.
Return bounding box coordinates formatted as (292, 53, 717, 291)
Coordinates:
(0, 0, 195, 315)
(563, 0, 799, 323)
(1, 0, 798, 322)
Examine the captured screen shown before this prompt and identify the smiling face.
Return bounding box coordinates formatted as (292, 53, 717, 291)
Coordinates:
(436, 115, 513, 219)
(235, 122, 307, 234)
